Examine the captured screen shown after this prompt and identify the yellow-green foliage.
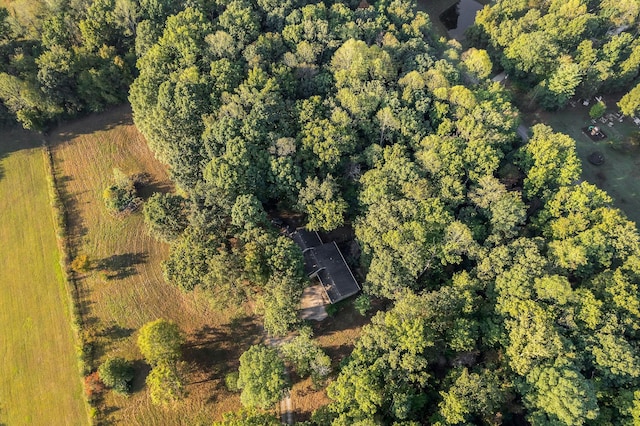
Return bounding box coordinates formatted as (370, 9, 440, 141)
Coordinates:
(0, 129, 89, 425)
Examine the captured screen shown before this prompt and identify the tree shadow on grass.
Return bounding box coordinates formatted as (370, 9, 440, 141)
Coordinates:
(46, 104, 134, 143)
(133, 172, 173, 199)
(0, 126, 44, 183)
(54, 173, 89, 239)
(101, 323, 135, 340)
(96, 252, 148, 280)
(130, 359, 151, 394)
(182, 318, 262, 393)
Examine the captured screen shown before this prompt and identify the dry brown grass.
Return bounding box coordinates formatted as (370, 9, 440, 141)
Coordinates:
(49, 106, 260, 424)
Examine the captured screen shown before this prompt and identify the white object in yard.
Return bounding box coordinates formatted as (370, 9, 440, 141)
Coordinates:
(633, 117, 640, 125)
(595, 96, 603, 103)
(583, 100, 590, 106)
(608, 121, 614, 127)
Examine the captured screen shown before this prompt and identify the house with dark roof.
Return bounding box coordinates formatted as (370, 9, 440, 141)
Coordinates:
(289, 228, 360, 304)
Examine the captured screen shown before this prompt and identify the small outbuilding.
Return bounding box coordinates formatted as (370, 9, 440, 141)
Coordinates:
(289, 228, 360, 304)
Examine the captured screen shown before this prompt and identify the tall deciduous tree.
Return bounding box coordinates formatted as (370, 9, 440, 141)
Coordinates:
(237, 345, 287, 409)
(143, 193, 189, 242)
(517, 124, 581, 199)
(137, 319, 184, 367)
(619, 82, 640, 116)
(298, 175, 347, 232)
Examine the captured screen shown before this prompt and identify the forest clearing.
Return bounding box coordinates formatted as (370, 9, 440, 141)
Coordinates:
(527, 101, 640, 225)
(0, 128, 88, 425)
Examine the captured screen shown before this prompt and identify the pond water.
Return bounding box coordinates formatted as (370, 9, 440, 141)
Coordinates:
(438, 0, 484, 40)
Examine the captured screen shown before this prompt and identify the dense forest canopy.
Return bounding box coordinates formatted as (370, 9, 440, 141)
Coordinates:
(2, 0, 640, 424)
(468, 0, 640, 110)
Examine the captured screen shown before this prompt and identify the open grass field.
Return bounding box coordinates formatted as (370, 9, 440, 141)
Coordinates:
(526, 101, 640, 226)
(0, 128, 89, 425)
(49, 106, 262, 424)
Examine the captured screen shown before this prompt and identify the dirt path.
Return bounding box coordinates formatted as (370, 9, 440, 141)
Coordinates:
(264, 333, 294, 424)
(279, 375, 293, 424)
(517, 123, 530, 142)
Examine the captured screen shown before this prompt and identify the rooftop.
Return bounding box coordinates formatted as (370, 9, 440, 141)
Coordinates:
(289, 228, 360, 304)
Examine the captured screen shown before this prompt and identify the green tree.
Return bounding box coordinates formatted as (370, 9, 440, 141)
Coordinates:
(231, 194, 267, 231)
(163, 226, 220, 292)
(517, 124, 581, 199)
(143, 193, 188, 242)
(523, 364, 599, 425)
(437, 368, 505, 425)
(538, 62, 583, 110)
(98, 357, 135, 395)
(262, 274, 304, 336)
(589, 100, 607, 119)
(146, 362, 184, 405)
(137, 319, 183, 367)
(298, 175, 347, 232)
(237, 345, 287, 409)
(0, 7, 9, 42)
(619, 82, 640, 116)
(461, 48, 493, 81)
(281, 329, 331, 385)
(103, 168, 138, 213)
(213, 407, 280, 425)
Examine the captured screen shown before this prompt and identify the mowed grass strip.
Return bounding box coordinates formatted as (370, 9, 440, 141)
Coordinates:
(0, 129, 89, 425)
(50, 106, 258, 424)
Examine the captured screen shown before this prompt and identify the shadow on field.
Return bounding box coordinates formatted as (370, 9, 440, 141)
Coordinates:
(101, 323, 135, 340)
(135, 173, 173, 199)
(55, 173, 89, 239)
(96, 252, 148, 280)
(130, 359, 152, 394)
(0, 126, 44, 183)
(182, 318, 262, 388)
(47, 105, 134, 142)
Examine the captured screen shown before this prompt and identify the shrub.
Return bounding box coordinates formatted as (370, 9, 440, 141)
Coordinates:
(98, 357, 135, 395)
(84, 371, 104, 401)
(589, 101, 606, 119)
(354, 294, 371, 316)
(103, 168, 139, 213)
(71, 254, 90, 273)
(225, 371, 240, 392)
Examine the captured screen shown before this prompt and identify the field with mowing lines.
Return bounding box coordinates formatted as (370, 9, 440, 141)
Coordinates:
(49, 106, 261, 424)
(0, 128, 89, 425)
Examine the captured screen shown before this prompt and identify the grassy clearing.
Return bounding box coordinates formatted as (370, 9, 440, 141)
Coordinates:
(526, 101, 640, 225)
(0, 128, 89, 425)
(49, 106, 261, 424)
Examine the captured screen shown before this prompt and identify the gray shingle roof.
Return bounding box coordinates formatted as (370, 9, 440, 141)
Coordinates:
(290, 228, 360, 304)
